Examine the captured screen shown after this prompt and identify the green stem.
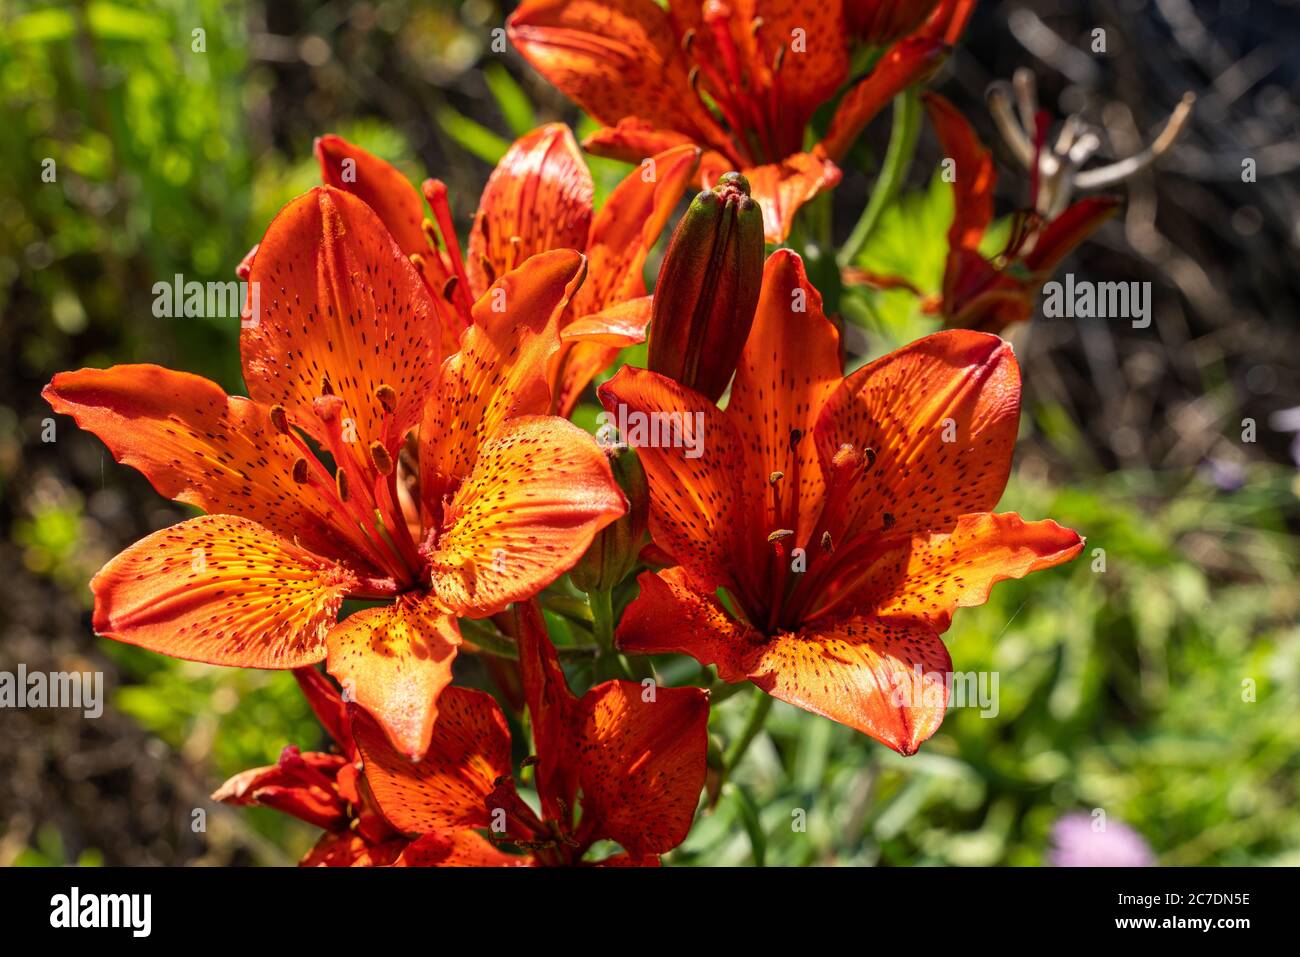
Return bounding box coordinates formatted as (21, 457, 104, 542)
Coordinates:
(588, 588, 635, 680)
(837, 87, 922, 269)
(723, 688, 774, 773)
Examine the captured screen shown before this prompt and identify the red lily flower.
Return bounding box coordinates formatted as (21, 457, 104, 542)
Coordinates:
(43, 187, 625, 760)
(354, 601, 709, 866)
(600, 249, 1084, 754)
(507, 0, 958, 242)
(316, 125, 699, 415)
(924, 92, 1119, 333)
(214, 669, 407, 867)
(848, 0, 975, 47)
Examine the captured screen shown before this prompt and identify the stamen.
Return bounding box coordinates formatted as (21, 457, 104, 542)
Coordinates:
(369, 441, 394, 476)
(292, 458, 309, 484)
(421, 218, 441, 251)
(479, 254, 496, 286)
(409, 252, 426, 273)
(681, 28, 695, 53)
(336, 468, 350, 502)
(269, 404, 289, 435)
(769, 471, 784, 485)
(320, 375, 335, 397)
(788, 428, 803, 450)
(442, 275, 459, 303)
(821, 531, 833, 553)
(374, 384, 398, 414)
(767, 528, 794, 543)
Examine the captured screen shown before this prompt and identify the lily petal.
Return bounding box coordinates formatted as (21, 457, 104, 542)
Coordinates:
(42, 364, 365, 567)
(352, 687, 511, 833)
(467, 124, 594, 301)
(427, 415, 625, 618)
(420, 249, 586, 514)
(1023, 196, 1120, 274)
(394, 830, 529, 867)
(315, 135, 433, 261)
(302, 832, 406, 867)
(924, 92, 995, 252)
(91, 515, 355, 668)
(508, 0, 725, 150)
(814, 512, 1084, 630)
(576, 678, 709, 857)
(814, 329, 1021, 544)
(749, 616, 952, 754)
(726, 152, 841, 244)
(574, 142, 700, 317)
(727, 250, 842, 541)
(243, 186, 442, 458)
(598, 367, 761, 599)
(820, 36, 946, 163)
(325, 594, 462, 760)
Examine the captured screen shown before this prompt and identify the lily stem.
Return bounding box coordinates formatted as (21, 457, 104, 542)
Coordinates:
(588, 587, 635, 681)
(837, 87, 922, 269)
(723, 688, 774, 775)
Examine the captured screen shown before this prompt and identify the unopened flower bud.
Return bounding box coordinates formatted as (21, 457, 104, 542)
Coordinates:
(647, 172, 764, 401)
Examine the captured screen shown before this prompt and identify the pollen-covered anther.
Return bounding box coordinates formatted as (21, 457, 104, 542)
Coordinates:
(373, 383, 398, 414)
(268, 404, 289, 435)
(769, 470, 784, 485)
(767, 528, 794, 544)
(409, 252, 426, 273)
(830, 443, 865, 473)
(369, 441, 394, 476)
(821, 531, 834, 553)
(291, 457, 310, 484)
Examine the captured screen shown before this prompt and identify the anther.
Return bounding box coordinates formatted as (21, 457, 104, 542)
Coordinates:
(422, 218, 441, 250)
(442, 275, 459, 303)
(409, 252, 426, 273)
(788, 428, 803, 450)
(681, 28, 695, 53)
(479, 254, 496, 285)
(821, 531, 833, 553)
(767, 528, 794, 543)
(292, 458, 310, 484)
(369, 441, 394, 476)
(320, 375, 335, 397)
(769, 471, 784, 485)
(374, 384, 398, 414)
(336, 468, 350, 502)
(269, 404, 289, 435)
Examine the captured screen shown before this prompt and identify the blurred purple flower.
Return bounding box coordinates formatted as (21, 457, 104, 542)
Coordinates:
(1268, 406, 1300, 468)
(1200, 457, 1246, 492)
(1048, 812, 1155, 867)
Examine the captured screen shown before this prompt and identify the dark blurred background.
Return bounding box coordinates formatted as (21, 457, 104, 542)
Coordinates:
(1, 0, 1297, 866)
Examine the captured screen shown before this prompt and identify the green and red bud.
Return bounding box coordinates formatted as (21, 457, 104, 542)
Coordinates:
(647, 172, 764, 402)
(570, 448, 650, 594)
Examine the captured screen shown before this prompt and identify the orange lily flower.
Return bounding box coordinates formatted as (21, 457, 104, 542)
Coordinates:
(43, 186, 625, 760)
(507, 0, 964, 242)
(924, 92, 1119, 333)
(600, 249, 1084, 754)
(316, 125, 699, 415)
(354, 601, 709, 866)
(214, 669, 408, 867)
